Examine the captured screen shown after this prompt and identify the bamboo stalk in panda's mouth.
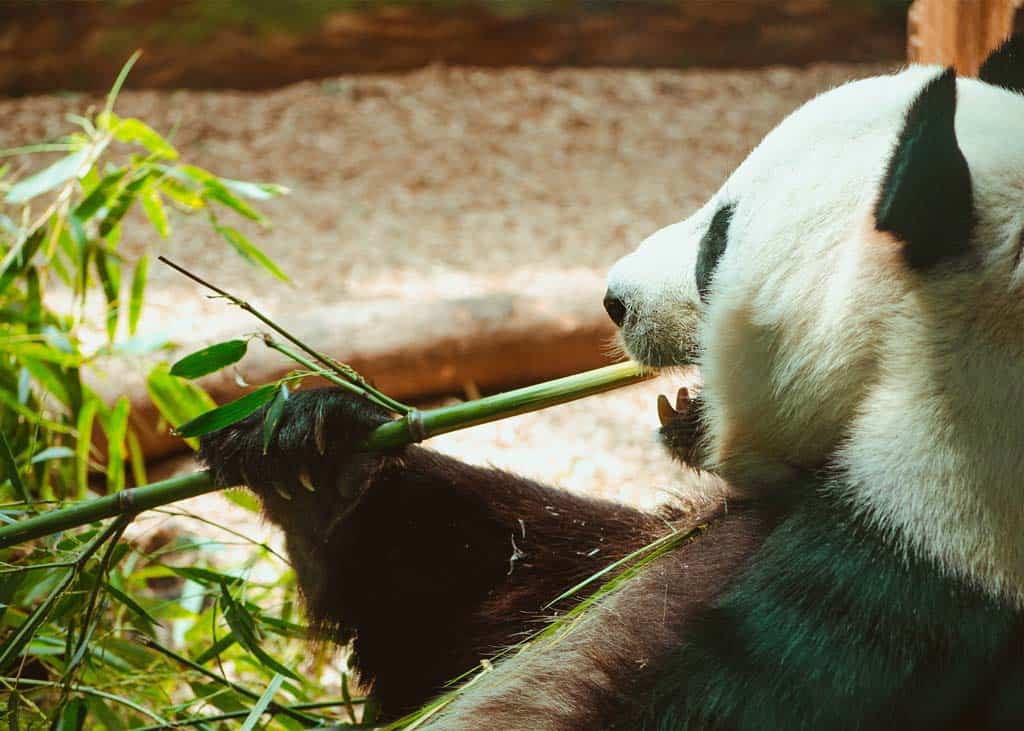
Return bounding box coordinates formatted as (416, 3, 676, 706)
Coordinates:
(0, 361, 654, 549)
(363, 360, 653, 450)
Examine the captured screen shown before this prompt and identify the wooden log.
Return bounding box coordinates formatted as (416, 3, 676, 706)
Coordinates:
(908, 0, 1020, 75)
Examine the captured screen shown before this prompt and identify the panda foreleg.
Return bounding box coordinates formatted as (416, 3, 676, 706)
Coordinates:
(199, 387, 669, 718)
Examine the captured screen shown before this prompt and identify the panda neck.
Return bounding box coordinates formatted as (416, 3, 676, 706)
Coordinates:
(834, 332, 1024, 608)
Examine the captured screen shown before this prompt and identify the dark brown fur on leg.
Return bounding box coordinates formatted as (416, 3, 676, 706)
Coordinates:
(199, 388, 670, 718)
(307, 447, 671, 718)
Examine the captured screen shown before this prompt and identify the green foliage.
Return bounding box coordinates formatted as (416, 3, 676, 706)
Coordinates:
(169, 339, 249, 380)
(0, 52, 289, 505)
(0, 56, 359, 728)
(175, 384, 278, 439)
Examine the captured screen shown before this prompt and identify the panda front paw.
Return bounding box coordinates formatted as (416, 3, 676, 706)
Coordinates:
(198, 388, 394, 521)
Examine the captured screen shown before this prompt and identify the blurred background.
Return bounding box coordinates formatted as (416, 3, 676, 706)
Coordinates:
(7, 0, 1024, 507)
(3, 1, 913, 94)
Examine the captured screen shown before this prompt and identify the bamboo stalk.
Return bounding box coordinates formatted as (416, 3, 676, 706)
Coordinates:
(0, 361, 652, 549)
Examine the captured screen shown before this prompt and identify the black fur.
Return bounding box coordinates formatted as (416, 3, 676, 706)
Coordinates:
(641, 487, 1024, 730)
(979, 33, 1024, 94)
(200, 388, 671, 719)
(695, 203, 735, 302)
(875, 68, 975, 271)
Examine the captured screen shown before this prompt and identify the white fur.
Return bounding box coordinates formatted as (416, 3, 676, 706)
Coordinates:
(609, 68, 1024, 604)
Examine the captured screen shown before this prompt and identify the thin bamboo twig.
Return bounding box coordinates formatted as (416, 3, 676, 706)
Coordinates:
(158, 256, 409, 414)
(0, 516, 131, 668)
(1, 676, 170, 726)
(261, 335, 394, 408)
(0, 361, 652, 549)
(130, 699, 368, 731)
(63, 515, 131, 680)
(139, 637, 322, 726)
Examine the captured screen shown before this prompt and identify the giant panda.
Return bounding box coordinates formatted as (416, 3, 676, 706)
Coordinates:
(199, 35, 1024, 730)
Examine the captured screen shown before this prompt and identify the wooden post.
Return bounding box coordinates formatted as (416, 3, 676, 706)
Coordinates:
(908, 0, 1020, 75)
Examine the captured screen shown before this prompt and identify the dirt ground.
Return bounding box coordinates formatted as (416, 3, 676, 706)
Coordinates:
(2, 61, 890, 516)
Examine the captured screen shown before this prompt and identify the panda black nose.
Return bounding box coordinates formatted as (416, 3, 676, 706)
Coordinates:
(603, 291, 627, 327)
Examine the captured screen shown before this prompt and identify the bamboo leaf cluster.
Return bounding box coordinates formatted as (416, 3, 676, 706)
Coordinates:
(0, 55, 353, 729)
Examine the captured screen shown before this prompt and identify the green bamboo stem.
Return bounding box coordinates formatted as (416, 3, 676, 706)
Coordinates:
(363, 360, 651, 450)
(0, 361, 652, 549)
(0, 472, 213, 549)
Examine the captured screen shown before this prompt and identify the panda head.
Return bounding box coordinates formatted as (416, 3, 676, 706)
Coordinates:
(607, 38, 1024, 602)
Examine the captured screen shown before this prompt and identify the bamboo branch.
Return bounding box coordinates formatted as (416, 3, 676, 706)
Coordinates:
(0, 361, 651, 549)
(158, 256, 410, 414)
(139, 637, 322, 726)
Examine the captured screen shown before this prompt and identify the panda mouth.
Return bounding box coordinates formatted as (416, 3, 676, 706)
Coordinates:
(621, 334, 697, 369)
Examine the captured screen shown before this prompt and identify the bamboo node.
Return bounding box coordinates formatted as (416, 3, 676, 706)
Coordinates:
(405, 409, 427, 443)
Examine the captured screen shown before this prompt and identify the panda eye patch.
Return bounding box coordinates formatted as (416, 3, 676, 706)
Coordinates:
(695, 202, 735, 302)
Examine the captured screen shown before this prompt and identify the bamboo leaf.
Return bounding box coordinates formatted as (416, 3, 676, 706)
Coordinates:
(220, 178, 290, 200)
(75, 398, 98, 497)
(222, 488, 260, 513)
(108, 331, 170, 357)
(25, 267, 41, 333)
(0, 342, 82, 368)
(182, 166, 266, 223)
(213, 223, 289, 282)
(145, 363, 217, 449)
(54, 697, 87, 731)
(194, 631, 237, 664)
(98, 172, 150, 238)
(72, 168, 127, 221)
(93, 249, 121, 342)
(5, 149, 89, 204)
(107, 115, 178, 159)
(169, 566, 243, 587)
(170, 339, 248, 380)
(0, 566, 75, 670)
(219, 583, 300, 681)
(0, 431, 30, 505)
(103, 50, 140, 116)
(30, 446, 75, 464)
(126, 429, 147, 488)
(104, 397, 130, 493)
(174, 385, 276, 439)
(240, 673, 284, 731)
(262, 383, 289, 454)
(16, 367, 30, 405)
(0, 229, 45, 296)
(140, 185, 169, 237)
(128, 254, 149, 335)
(103, 583, 159, 632)
(85, 697, 121, 730)
(158, 177, 205, 210)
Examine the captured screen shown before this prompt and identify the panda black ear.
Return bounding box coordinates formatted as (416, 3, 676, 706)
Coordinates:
(979, 34, 1024, 94)
(875, 68, 974, 271)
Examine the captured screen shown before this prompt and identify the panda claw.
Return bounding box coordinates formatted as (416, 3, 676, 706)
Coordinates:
(314, 418, 327, 456)
(272, 482, 292, 501)
(299, 470, 316, 492)
(675, 387, 689, 413)
(657, 394, 678, 427)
